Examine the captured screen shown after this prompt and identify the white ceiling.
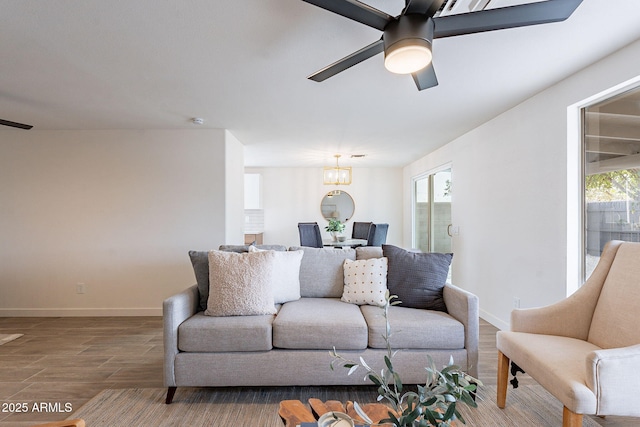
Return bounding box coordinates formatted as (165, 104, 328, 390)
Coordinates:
(1, 0, 640, 167)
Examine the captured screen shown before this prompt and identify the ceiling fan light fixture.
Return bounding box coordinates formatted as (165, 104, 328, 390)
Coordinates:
(384, 40, 432, 74)
(383, 15, 435, 75)
(303, 0, 584, 90)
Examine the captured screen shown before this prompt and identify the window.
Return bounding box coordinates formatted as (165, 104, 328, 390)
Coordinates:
(583, 86, 640, 278)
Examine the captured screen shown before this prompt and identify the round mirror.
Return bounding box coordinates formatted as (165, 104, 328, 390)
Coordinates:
(320, 191, 355, 223)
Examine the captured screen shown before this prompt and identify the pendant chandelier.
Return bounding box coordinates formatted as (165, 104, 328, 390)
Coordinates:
(323, 154, 352, 186)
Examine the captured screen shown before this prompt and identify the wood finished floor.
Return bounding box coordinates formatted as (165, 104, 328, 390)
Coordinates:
(0, 317, 637, 426)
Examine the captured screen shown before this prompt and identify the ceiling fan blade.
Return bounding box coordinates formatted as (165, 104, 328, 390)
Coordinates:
(302, 0, 393, 31)
(0, 118, 33, 130)
(412, 62, 438, 91)
(308, 39, 384, 82)
(405, 0, 446, 17)
(433, 0, 582, 39)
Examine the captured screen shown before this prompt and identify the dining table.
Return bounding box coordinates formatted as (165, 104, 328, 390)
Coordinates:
(322, 238, 367, 248)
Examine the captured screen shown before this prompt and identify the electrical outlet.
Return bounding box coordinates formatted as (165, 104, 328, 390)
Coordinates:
(513, 297, 520, 309)
(76, 283, 86, 294)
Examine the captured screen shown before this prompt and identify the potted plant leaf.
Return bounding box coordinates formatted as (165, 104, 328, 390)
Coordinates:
(325, 219, 346, 241)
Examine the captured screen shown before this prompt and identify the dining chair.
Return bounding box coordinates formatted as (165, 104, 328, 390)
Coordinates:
(367, 223, 389, 246)
(352, 222, 373, 240)
(298, 222, 323, 248)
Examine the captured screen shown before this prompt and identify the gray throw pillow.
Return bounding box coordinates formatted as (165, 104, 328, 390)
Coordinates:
(383, 244, 452, 312)
(189, 250, 210, 311)
(289, 246, 356, 298)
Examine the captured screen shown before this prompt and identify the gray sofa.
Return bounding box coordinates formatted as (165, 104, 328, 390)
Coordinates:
(163, 245, 479, 404)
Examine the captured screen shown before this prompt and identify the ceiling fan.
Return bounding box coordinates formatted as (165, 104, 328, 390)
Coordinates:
(302, 0, 583, 90)
(0, 118, 33, 130)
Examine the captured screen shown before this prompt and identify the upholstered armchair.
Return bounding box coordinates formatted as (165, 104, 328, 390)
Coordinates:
(497, 240, 640, 427)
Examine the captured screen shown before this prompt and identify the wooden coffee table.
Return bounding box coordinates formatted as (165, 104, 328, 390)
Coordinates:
(278, 398, 393, 427)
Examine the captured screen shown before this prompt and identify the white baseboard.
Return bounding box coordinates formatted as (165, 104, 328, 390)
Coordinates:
(0, 307, 162, 317)
(480, 308, 509, 331)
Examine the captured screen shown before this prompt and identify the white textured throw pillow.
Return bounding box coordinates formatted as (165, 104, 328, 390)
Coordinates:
(248, 246, 303, 304)
(342, 257, 388, 306)
(205, 250, 277, 317)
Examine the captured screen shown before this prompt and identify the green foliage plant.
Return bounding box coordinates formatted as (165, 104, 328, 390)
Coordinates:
(330, 292, 481, 427)
(325, 219, 346, 233)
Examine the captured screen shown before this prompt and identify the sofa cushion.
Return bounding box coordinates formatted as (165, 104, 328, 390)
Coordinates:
(383, 244, 452, 312)
(189, 245, 288, 311)
(178, 312, 275, 352)
(205, 250, 277, 317)
(588, 243, 640, 349)
(360, 305, 465, 349)
(273, 298, 368, 350)
(290, 247, 356, 298)
(341, 258, 388, 307)
(356, 246, 383, 260)
(249, 246, 304, 304)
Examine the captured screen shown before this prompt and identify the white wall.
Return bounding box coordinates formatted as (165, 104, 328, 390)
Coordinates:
(224, 130, 245, 244)
(404, 39, 640, 330)
(246, 167, 403, 248)
(0, 129, 244, 316)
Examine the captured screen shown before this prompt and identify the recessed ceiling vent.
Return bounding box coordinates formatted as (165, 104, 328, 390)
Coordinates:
(438, 0, 492, 16)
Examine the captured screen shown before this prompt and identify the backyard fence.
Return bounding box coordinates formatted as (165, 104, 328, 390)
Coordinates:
(586, 201, 640, 255)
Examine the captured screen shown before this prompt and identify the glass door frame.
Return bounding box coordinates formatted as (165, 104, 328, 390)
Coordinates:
(567, 75, 640, 295)
(411, 163, 452, 252)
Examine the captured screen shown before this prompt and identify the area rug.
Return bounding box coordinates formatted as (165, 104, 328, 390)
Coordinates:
(71, 385, 600, 427)
(0, 333, 23, 345)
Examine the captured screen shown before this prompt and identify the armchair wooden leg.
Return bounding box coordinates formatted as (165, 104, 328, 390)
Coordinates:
(562, 406, 583, 427)
(166, 386, 177, 404)
(497, 350, 509, 408)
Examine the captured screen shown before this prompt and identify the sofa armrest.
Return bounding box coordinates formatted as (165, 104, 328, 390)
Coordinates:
(585, 344, 640, 417)
(163, 284, 199, 387)
(443, 283, 479, 378)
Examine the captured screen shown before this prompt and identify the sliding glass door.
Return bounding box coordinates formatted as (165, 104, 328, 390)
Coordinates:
(414, 167, 452, 253)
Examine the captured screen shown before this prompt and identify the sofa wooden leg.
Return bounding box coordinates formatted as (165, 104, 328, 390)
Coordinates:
(166, 387, 177, 404)
(497, 350, 509, 408)
(562, 406, 583, 427)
